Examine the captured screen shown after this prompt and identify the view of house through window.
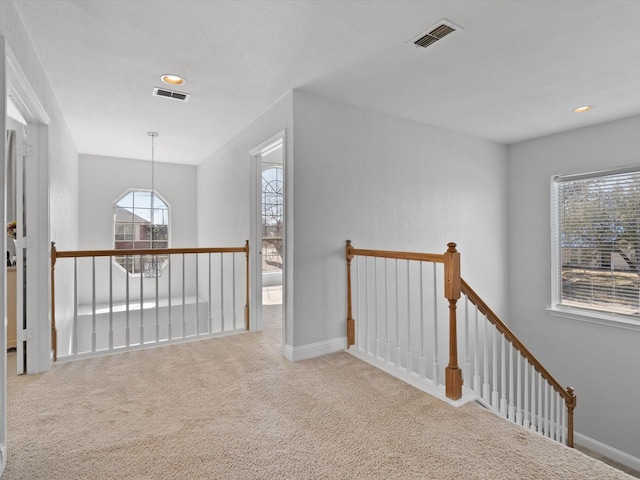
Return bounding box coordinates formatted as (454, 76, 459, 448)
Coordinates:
(114, 189, 169, 275)
(552, 167, 640, 317)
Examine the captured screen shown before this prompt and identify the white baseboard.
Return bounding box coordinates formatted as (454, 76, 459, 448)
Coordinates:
(575, 432, 640, 473)
(283, 336, 347, 362)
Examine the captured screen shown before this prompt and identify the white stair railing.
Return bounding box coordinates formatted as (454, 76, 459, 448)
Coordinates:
(345, 241, 576, 447)
(51, 243, 250, 361)
(461, 279, 576, 445)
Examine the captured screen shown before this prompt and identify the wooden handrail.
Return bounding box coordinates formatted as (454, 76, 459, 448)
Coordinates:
(348, 246, 445, 264)
(54, 246, 247, 258)
(50, 242, 251, 361)
(461, 278, 577, 446)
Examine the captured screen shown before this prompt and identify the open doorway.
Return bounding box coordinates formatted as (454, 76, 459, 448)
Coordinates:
(250, 132, 285, 343)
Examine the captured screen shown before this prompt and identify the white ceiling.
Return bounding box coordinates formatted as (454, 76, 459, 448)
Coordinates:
(13, 0, 640, 165)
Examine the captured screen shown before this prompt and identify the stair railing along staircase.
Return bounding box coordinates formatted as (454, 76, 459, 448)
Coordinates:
(51, 242, 250, 362)
(345, 240, 576, 447)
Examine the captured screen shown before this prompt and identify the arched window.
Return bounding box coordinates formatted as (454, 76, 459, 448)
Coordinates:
(113, 189, 169, 275)
(262, 166, 283, 271)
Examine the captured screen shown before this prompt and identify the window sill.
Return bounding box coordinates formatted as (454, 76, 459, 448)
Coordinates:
(547, 306, 640, 332)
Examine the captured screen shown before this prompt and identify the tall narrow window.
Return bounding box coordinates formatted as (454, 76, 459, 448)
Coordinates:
(552, 167, 640, 318)
(262, 166, 283, 274)
(113, 189, 170, 275)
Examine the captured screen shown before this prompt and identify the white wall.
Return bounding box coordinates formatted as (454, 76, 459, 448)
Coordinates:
(197, 93, 294, 344)
(508, 115, 640, 465)
(1, 2, 80, 373)
(291, 91, 509, 348)
(79, 154, 197, 250)
(74, 154, 197, 309)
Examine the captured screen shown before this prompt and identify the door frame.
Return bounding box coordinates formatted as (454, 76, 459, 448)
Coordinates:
(5, 42, 51, 375)
(249, 130, 286, 347)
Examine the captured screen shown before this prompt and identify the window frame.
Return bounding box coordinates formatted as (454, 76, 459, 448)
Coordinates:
(112, 189, 171, 276)
(550, 165, 640, 330)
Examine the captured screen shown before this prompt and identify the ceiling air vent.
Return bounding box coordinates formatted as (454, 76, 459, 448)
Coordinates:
(152, 87, 190, 102)
(410, 20, 460, 49)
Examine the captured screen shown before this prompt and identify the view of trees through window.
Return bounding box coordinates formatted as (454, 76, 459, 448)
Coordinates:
(556, 169, 640, 316)
(113, 190, 169, 275)
(262, 166, 283, 273)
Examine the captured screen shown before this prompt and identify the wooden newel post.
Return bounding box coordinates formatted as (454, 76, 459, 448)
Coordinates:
(566, 386, 577, 448)
(244, 240, 250, 331)
(444, 242, 462, 400)
(51, 242, 58, 362)
(346, 240, 355, 347)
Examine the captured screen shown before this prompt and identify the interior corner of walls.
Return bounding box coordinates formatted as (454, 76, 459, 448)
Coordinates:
(283, 344, 295, 362)
(284, 336, 347, 362)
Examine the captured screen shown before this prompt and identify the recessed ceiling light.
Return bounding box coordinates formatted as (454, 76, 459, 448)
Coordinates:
(574, 105, 592, 113)
(161, 74, 185, 86)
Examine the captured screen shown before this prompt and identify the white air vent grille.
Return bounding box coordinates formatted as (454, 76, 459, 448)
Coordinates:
(411, 20, 459, 49)
(152, 87, 190, 102)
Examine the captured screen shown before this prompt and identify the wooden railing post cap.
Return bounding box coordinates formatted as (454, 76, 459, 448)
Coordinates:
(346, 240, 352, 246)
(566, 386, 577, 406)
(447, 242, 457, 253)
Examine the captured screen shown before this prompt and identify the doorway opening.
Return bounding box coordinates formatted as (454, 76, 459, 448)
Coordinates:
(250, 132, 285, 345)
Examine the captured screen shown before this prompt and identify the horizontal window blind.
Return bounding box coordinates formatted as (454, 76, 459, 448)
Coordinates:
(552, 167, 640, 317)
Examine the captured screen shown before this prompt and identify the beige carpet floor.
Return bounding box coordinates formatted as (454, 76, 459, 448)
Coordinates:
(3, 304, 635, 479)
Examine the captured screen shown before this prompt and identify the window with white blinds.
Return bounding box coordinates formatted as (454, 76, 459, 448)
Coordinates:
(551, 167, 640, 318)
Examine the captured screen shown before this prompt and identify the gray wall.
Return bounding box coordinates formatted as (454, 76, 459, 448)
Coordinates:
(1, 1, 80, 371)
(197, 92, 294, 345)
(291, 91, 509, 348)
(508, 115, 640, 464)
(79, 154, 197, 250)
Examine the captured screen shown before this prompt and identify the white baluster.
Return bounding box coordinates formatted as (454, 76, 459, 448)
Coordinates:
(365, 258, 370, 355)
(395, 259, 401, 367)
(232, 252, 237, 330)
(530, 364, 537, 431)
(560, 402, 567, 445)
(406, 260, 412, 374)
(208, 253, 212, 334)
(432, 263, 439, 386)
(463, 295, 470, 391)
(483, 315, 490, 403)
(182, 254, 186, 338)
(109, 256, 114, 350)
(545, 381, 550, 438)
(139, 259, 144, 344)
(473, 306, 480, 394)
(500, 334, 508, 417)
(155, 255, 160, 342)
(523, 359, 530, 429)
(220, 252, 224, 333)
(491, 328, 499, 409)
(374, 258, 380, 359)
(516, 353, 523, 426)
(508, 342, 516, 421)
(92, 256, 96, 352)
(195, 253, 200, 336)
(419, 262, 425, 379)
(167, 255, 172, 340)
(356, 256, 362, 351)
(537, 372, 543, 434)
(73, 258, 78, 355)
(125, 256, 130, 347)
(384, 259, 390, 363)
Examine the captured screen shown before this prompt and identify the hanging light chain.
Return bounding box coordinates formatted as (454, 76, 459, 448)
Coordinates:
(147, 132, 158, 246)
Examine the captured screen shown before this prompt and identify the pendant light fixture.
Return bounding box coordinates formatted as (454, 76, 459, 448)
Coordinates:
(145, 131, 162, 278)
